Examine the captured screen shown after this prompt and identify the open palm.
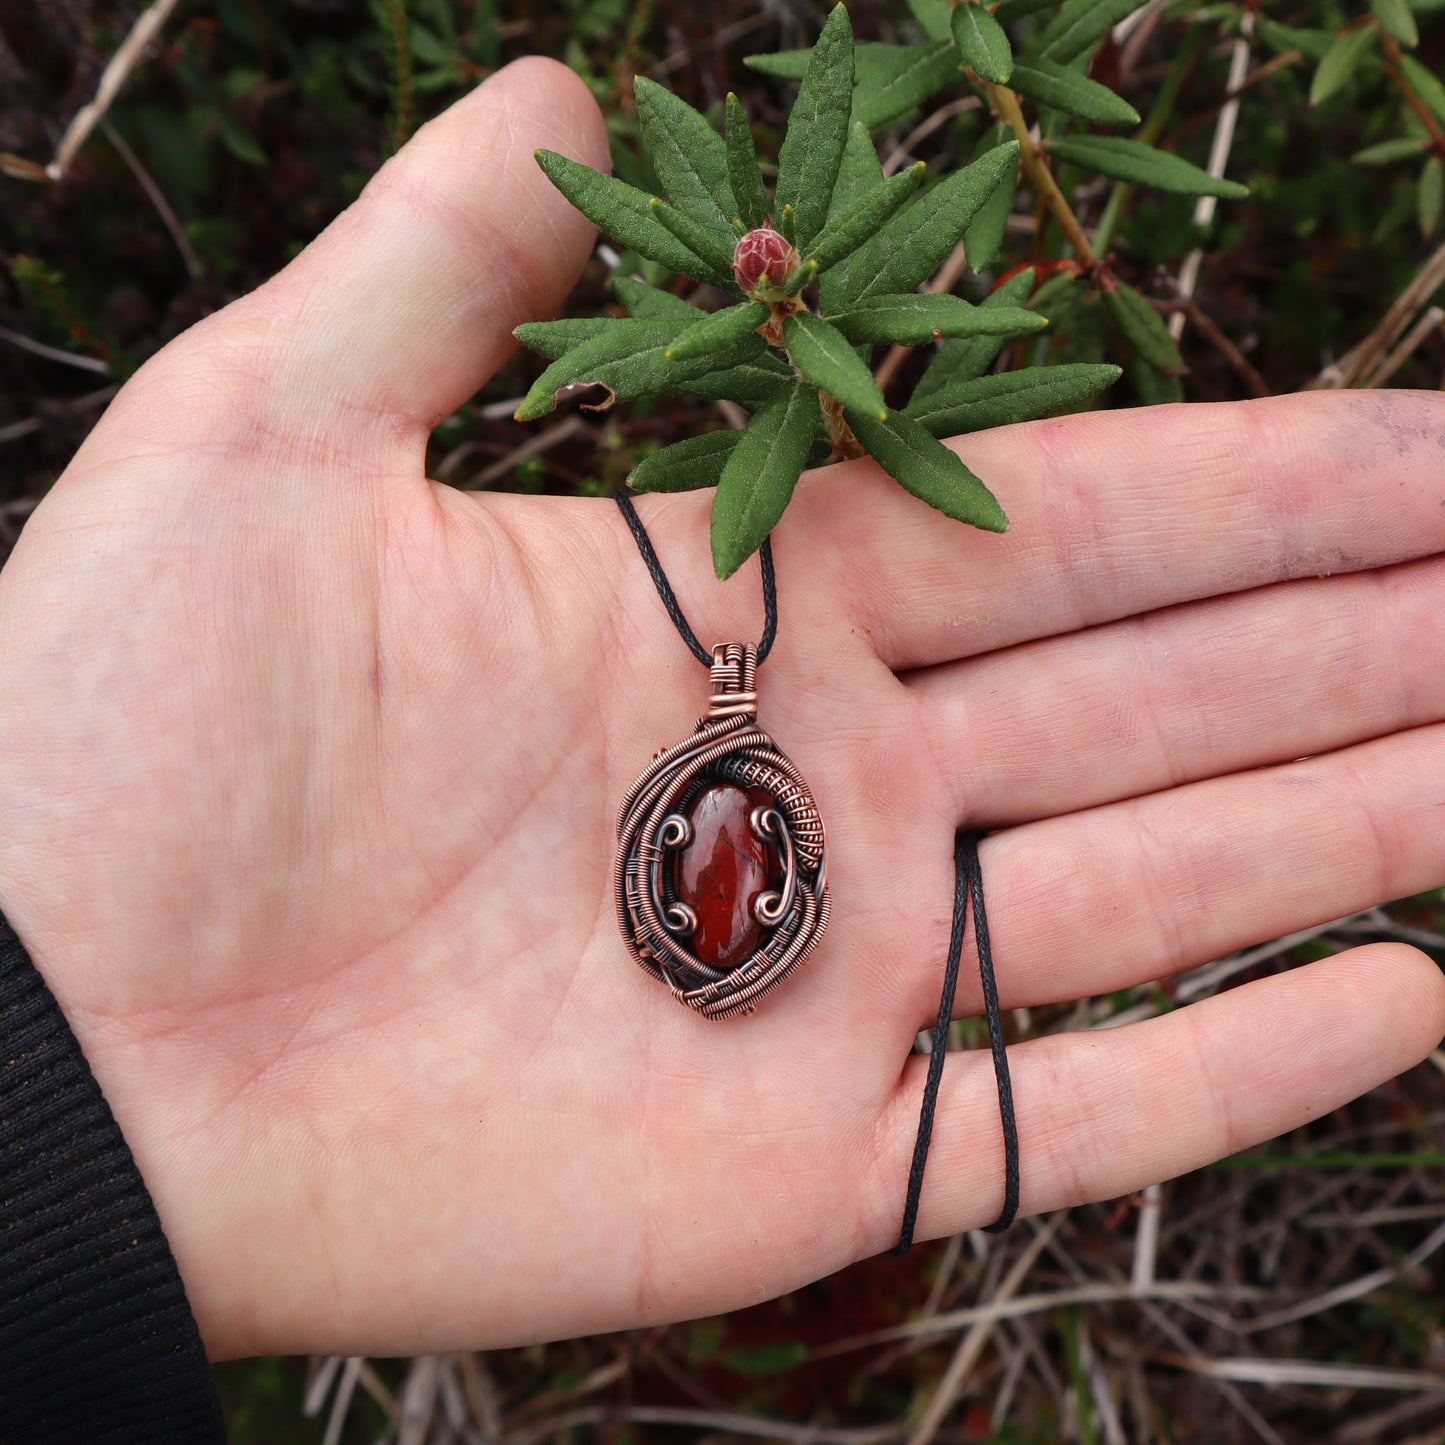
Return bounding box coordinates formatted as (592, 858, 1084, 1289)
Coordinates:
(1, 59, 1442, 1362)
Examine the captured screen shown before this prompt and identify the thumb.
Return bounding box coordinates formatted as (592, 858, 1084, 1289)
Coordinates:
(191, 57, 608, 442)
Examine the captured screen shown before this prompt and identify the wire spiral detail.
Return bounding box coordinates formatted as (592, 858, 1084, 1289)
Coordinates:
(615, 644, 830, 1019)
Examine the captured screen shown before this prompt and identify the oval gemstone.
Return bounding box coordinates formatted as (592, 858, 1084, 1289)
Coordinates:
(673, 783, 780, 971)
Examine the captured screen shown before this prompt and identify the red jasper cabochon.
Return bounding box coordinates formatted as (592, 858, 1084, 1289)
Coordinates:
(673, 783, 781, 971)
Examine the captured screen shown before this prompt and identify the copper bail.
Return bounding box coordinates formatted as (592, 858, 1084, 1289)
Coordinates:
(707, 643, 758, 720)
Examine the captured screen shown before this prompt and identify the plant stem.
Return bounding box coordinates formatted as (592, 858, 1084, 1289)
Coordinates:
(379, 0, 413, 155)
(1087, 187, 1127, 266)
(819, 392, 865, 458)
(1161, 278, 1270, 396)
(985, 83, 1098, 269)
(1380, 29, 1445, 155)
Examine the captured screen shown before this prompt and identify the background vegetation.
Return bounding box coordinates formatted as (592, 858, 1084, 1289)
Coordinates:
(1, 0, 1444, 1440)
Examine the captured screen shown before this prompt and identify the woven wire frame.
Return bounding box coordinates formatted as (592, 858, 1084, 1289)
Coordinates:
(615, 644, 830, 1019)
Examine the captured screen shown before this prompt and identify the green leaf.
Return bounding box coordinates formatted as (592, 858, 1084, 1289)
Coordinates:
(666, 301, 769, 361)
(828, 292, 1046, 345)
(824, 142, 1020, 306)
(906, 0, 953, 43)
(1310, 27, 1377, 105)
(611, 276, 705, 322)
(711, 382, 820, 578)
(648, 198, 739, 288)
(725, 93, 770, 229)
(743, 50, 810, 81)
(628, 430, 742, 493)
(783, 311, 888, 419)
(633, 77, 739, 238)
(1044, 136, 1249, 198)
(904, 360, 1121, 434)
(1255, 19, 1336, 60)
(720, 1341, 811, 1377)
(775, 4, 855, 251)
(515, 318, 766, 420)
(1102, 281, 1184, 376)
(1352, 136, 1431, 165)
(993, 0, 1059, 22)
(1419, 155, 1444, 236)
(913, 266, 1036, 401)
(847, 408, 1008, 531)
(963, 125, 1017, 272)
(1400, 54, 1445, 127)
(409, 24, 452, 65)
(807, 163, 925, 271)
(1008, 58, 1141, 126)
(218, 111, 267, 165)
(684, 355, 793, 407)
(1028, 271, 1085, 313)
(536, 150, 716, 280)
(516, 319, 676, 419)
(746, 42, 957, 130)
(783, 260, 820, 295)
(951, 3, 1013, 84)
(1040, 0, 1152, 64)
(1028, 272, 1108, 364)
(1128, 352, 1184, 406)
(827, 120, 886, 224)
(513, 317, 615, 360)
(853, 41, 960, 127)
(1372, 0, 1419, 46)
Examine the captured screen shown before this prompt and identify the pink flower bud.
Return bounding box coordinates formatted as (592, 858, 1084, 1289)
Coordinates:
(732, 226, 800, 295)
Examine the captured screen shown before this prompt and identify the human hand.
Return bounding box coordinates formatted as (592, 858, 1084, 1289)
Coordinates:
(1, 57, 1442, 1363)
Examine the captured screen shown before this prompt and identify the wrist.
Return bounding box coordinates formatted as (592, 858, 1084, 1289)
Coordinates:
(0, 902, 227, 1438)
(0, 874, 238, 1356)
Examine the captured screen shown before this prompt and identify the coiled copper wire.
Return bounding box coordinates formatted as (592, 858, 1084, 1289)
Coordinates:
(615, 643, 829, 1018)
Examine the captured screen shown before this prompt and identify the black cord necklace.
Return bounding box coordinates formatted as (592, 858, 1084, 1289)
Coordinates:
(613, 493, 827, 1021)
(612, 489, 1019, 1245)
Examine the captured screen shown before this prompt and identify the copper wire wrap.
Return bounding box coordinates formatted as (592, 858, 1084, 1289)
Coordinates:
(615, 643, 830, 1019)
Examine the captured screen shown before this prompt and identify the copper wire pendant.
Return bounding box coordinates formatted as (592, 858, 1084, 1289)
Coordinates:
(615, 642, 830, 1019)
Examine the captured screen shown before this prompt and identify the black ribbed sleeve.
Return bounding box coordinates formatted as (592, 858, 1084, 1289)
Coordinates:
(0, 908, 226, 1443)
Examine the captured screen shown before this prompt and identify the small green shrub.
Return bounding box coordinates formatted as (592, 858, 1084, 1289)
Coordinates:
(514, 2, 1259, 576)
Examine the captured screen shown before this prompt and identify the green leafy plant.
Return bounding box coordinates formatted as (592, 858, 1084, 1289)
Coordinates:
(514, 4, 1128, 578)
(1256, 0, 1445, 239)
(745, 0, 1253, 409)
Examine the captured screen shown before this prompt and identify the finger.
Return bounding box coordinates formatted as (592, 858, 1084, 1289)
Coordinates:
(778, 389, 1445, 671)
(868, 944, 1445, 1247)
(909, 552, 1445, 828)
(890, 722, 1445, 1029)
(178, 58, 608, 438)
